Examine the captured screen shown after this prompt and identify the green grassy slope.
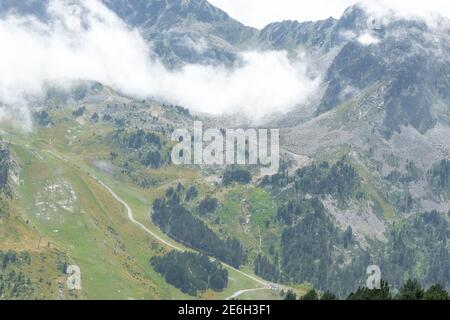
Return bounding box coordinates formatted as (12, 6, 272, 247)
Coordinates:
(0, 109, 291, 300)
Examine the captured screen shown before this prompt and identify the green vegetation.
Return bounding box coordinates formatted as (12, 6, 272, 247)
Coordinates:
(0, 251, 34, 299)
(300, 289, 319, 300)
(283, 279, 449, 300)
(423, 284, 449, 300)
(0, 249, 78, 300)
(347, 280, 392, 300)
(109, 128, 169, 170)
(223, 166, 252, 185)
(0, 144, 10, 192)
(152, 185, 247, 268)
(381, 211, 450, 289)
(151, 251, 228, 296)
(0, 144, 10, 218)
(72, 106, 87, 117)
(32, 110, 53, 127)
(198, 196, 218, 215)
(254, 254, 281, 283)
(1, 92, 449, 301)
(428, 159, 450, 193)
(279, 198, 366, 295)
(386, 160, 422, 184)
(294, 158, 361, 199)
(260, 197, 450, 296)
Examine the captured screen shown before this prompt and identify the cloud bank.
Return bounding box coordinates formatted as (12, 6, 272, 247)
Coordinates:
(0, 0, 320, 127)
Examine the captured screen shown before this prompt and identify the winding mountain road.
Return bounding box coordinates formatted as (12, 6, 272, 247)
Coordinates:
(46, 149, 275, 299)
(95, 177, 275, 299)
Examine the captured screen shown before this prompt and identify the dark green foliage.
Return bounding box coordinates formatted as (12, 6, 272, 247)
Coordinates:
(91, 112, 99, 123)
(254, 254, 281, 283)
(0, 145, 10, 192)
(1, 251, 17, 269)
(113, 129, 161, 150)
(281, 280, 448, 300)
(114, 118, 126, 127)
(381, 211, 450, 289)
(280, 200, 338, 288)
(386, 161, 421, 184)
(423, 284, 449, 300)
(347, 280, 392, 300)
(32, 110, 53, 127)
(321, 291, 338, 300)
(152, 187, 247, 268)
(263, 155, 450, 297)
(0, 146, 10, 214)
(0, 271, 34, 299)
(284, 290, 297, 300)
(185, 186, 198, 202)
(198, 196, 218, 215)
(109, 129, 169, 169)
(276, 207, 450, 297)
(72, 106, 86, 117)
(396, 279, 424, 300)
(151, 251, 228, 296)
(263, 156, 450, 296)
(141, 150, 162, 168)
(223, 167, 252, 185)
(295, 159, 360, 199)
(0, 193, 9, 218)
(428, 159, 450, 192)
(274, 197, 369, 296)
(301, 289, 319, 300)
(395, 193, 415, 213)
(174, 105, 190, 116)
(0, 251, 34, 299)
(342, 226, 353, 249)
(277, 198, 324, 226)
(347, 279, 449, 300)
(259, 162, 289, 188)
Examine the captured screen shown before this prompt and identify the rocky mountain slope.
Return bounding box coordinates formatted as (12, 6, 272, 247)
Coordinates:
(0, 0, 450, 298)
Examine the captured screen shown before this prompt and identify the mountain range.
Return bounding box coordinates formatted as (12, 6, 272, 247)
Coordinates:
(0, 0, 449, 299)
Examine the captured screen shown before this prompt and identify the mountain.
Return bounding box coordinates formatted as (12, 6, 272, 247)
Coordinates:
(1, 0, 450, 299)
(317, 7, 450, 137)
(102, 0, 258, 66)
(0, 0, 258, 67)
(260, 5, 450, 138)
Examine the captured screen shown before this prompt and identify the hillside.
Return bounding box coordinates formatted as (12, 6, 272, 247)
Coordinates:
(0, 0, 449, 300)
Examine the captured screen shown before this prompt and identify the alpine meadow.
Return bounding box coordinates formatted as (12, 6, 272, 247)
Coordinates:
(0, 0, 450, 303)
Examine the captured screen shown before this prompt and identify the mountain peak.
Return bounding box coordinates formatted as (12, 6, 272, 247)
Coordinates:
(336, 4, 371, 32)
(102, 0, 231, 27)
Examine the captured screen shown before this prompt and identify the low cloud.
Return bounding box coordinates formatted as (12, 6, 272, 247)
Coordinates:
(0, 0, 320, 127)
(360, 0, 450, 28)
(357, 32, 380, 45)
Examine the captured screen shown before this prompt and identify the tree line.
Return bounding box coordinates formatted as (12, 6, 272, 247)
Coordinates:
(284, 279, 449, 300)
(152, 185, 247, 268)
(151, 251, 228, 296)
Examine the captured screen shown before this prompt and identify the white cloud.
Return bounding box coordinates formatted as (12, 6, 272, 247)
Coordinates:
(357, 32, 380, 45)
(160, 51, 320, 119)
(3, 0, 449, 129)
(0, 0, 320, 127)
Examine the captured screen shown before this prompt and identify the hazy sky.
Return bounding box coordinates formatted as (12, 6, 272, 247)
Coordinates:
(208, 0, 356, 28)
(208, 0, 450, 28)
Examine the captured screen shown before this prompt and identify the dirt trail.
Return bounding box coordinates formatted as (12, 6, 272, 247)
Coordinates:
(45, 149, 275, 299)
